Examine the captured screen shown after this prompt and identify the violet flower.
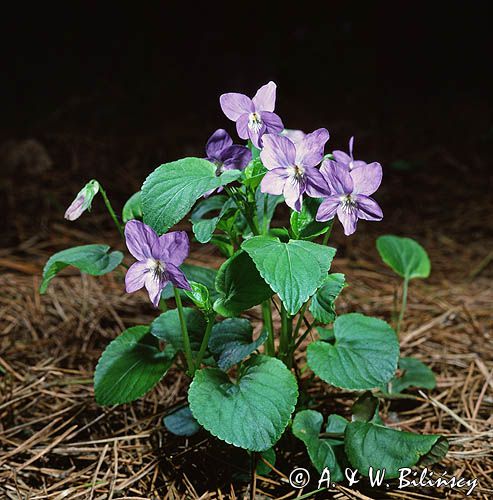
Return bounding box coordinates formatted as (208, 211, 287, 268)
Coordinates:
(281, 129, 306, 144)
(124, 220, 191, 307)
(316, 159, 383, 236)
(259, 128, 330, 211)
(220, 81, 284, 148)
(332, 136, 368, 171)
(64, 179, 100, 221)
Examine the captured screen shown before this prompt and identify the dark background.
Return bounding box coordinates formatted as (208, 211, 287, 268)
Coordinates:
(1, 1, 492, 244)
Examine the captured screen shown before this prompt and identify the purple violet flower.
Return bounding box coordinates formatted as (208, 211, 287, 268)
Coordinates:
(316, 159, 383, 236)
(280, 129, 306, 144)
(220, 81, 284, 148)
(259, 128, 330, 212)
(332, 136, 368, 171)
(124, 220, 191, 307)
(64, 179, 100, 221)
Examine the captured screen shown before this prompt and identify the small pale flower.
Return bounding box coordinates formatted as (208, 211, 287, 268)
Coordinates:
(64, 179, 100, 221)
(124, 220, 191, 307)
(260, 128, 330, 211)
(332, 136, 368, 171)
(220, 81, 284, 148)
(316, 159, 383, 236)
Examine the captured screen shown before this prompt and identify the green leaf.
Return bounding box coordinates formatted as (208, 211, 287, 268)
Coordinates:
(345, 421, 448, 478)
(292, 410, 344, 481)
(122, 191, 143, 223)
(161, 264, 218, 301)
(214, 250, 273, 317)
(386, 357, 436, 394)
(309, 273, 346, 324)
(242, 236, 336, 315)
(94, 326, 175, 405)
(243, 157, 267, 190)
(190, 196, 235, 244)
(307, 313, 399, 390)
(255, 189, 282, 233)
(208, 318, 268, 370)
(40, 244, 123, 294)
(151, 308, 206, 354)
(376, 235, 431, 280)
(290, 197, 332, 240)
(188, 355, 298, 451)
(255, 448, 276, 476)
(183, 281, 213, 314)
(164, 406, 201, 437)
(316, 326, 335, 342)
(142, 158, 241, 234)
(351, 392, 380, 422)
(325, 414, 348, 434)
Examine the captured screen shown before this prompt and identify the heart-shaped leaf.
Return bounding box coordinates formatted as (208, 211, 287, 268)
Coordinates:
(309, 273, 346, 324)
(384, 356, 436, 394)
(242, 236, 336, 315)
(94, 326, 175, 405)
(307, 313, 399, 390)
(191, 196, 236, 244)
(292, 410, 344, 481)
(345, 421, 448, 478)
(376, 235, 431, 280)
(142, 158, 241, 234)
(151, 308, 206, 354)
(122, 191, 143, 223)
(214, 250, 273, 317)
(209, 318, 268, 370)
(164, 406, 201, 437)
(188, 355, 298, 451)
(40, 244, 123, 294)
(290, 197, 332, 240)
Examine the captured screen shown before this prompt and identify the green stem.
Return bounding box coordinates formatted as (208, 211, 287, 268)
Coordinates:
(279, 304, 293, 367)
(99, 185, 124, 238)
(262, 194, 269, 235)
(174, 288, 194, 376)
(262, 301, 275, 356)
(396, 277, 409, 335)
(321, 220, 334, 246)
(224, 186, 259, 236)
(195, 316, 214, 370)
(294, 321, 314, 351)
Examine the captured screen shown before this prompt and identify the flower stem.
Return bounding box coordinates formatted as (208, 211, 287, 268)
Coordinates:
(262, 300, 275, 356)
(99, 185, 124, 238)
(279, 304, 293, 367)
(294, 321, 314, 351)
(224, 186, 259, 236)
(396, 277, 409, 335)
(173, 288, 195, 376)
(321, 220, 334, 246)
(262, 194, 269, 235)
(195, 315, 214, 370)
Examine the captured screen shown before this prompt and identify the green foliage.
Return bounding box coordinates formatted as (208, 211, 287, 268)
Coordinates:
(161, 264, 218, 301)
(243, 157, 267, 190)
(376, 235, 431, 280)
(122, 191, 143, 223)
(94, 326, 175, 405)
(307, 313, 399, 390)
(345, 421, 448, 478)
(385, 356, 436, 394)
(242, 236, 336, 315)
(190, 196, 236, 244)
(183, 281, 213, 315)
(292, 410, 344, 480)
(40, 244, 123, 294)
(188, 355, 298, 451)
(214, 251, 273, 317)
(208, 318, 268, 370)
(309, 273, 346, 323)
(290, 197, 332, 240)
(164, 406, 201, 437)
(142, 158, 241, 234)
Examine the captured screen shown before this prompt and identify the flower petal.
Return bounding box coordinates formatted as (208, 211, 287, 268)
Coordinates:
(304, 166, 331, 197)
(320, 159, 354, 194)
(252, 81, 277, 112)
(220, 145, 252, 170)
(64, 195, 86, 221)
(356, 195, 383, 221)
(125, 220, 158, 260)
(281, 129, 305, 143)
(167, 263, 192, 291)
(351, 162, 383, 196)
(125, 261, 149, 293)
(206, 129, 233, 159)
(295, 128, 330, 168)
(220, 93, 254, 121)
(145, 273, 168, 308)
(349, 136, 354, 157)
(261, 111, 284, 134)
(260, 134, 296, 170)
(236, 113, 250, 140)
(248, 122, 267, 149)
(337, 205, 358, 236)
(283, 178, 305, 212)
(260, 168, 288, 195)
(152, 230, 190, 265)
(332, 150, 352, 167)
(316, 195, 341, 221)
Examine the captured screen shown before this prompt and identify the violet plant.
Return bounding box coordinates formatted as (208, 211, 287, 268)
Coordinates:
(40, 82, 447, 482)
